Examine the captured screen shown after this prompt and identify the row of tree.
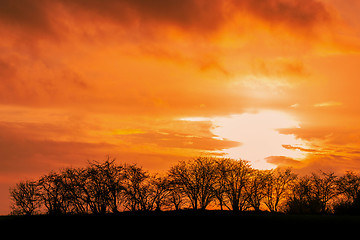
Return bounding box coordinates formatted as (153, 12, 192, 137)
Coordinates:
(9, 157, 360, 215)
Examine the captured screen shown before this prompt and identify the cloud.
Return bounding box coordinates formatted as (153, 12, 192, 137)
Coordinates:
(0, 0, 334, 40)
(0, 68, 89, 107)
(0, 0, 358, 215)
(282, 144, 318, 153)
(0, 120, 113, 175)
(0, 0, 53, 35)
(115, 131, 240, 151)
(275, 124, 360, 173)
(265, 155, 301, 166)
(235, 0, 331, 31)
(313, 101, 342, 107)
(252, 59, 304, 76)
(62, 0, 227, 34)
(64, 0, 333, 35)
(292, 154, 360, 175)
(0, 0, 340, 114)
(279, 127, 337, 142)
(279, 126, 360, 147)
(0, 110, 240, 175)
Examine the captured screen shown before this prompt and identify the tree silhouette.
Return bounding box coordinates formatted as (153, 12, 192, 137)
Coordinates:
(38, 172, 70, 214)
(122, 163, 152, 211)
(59, 167, 89, 214)
(168, 157, 218, 210)
(264, 168, 296, 212)
(246, 169, 269, 211)
(84, 158, 124, 213)
(10, 180, 40, 215)
(216, 158, 251, 211)
(336, 171, 360, 204)
(9, 156, 360, 215)
(311, 171, 338, 212)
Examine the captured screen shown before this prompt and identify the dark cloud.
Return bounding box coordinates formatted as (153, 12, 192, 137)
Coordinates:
(265, 155, 301, 166)
(0, 58, 16, 79)
(292, 155, 360, 175)
(278, 127, 338, 142)
(61, 0, 332, 37)
(279, 126, 360, 147)
(60, 0, 226, 34)
(0, 53, 90, 107)
(282, 144, 318, 153)
(0, 0, 54, 35)
(0, 0, 333, 38)
(116, 131, 240, 151)
(235, 0, 331, 30)
(0, 122, 111, 175)
(0, 58, 17, 96)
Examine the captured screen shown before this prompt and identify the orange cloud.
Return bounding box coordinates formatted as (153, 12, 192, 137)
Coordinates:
(265, 156, 301, 167)
(1, 0, 360, 215)
(0, 0, 335, 43)
(313, 101, 342, 108)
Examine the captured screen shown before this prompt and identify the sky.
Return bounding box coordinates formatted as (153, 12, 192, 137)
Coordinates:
(1, 0, 360, 214)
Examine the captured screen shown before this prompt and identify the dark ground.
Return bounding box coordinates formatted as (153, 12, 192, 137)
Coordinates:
(1, 211, 360, 236)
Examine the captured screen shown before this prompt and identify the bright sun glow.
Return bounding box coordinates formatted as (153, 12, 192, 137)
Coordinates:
(181, 110, 307, 169)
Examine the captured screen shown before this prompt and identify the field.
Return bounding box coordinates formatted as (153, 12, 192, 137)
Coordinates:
(1, 210, 360, 235)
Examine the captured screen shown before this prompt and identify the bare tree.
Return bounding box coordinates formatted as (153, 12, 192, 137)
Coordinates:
(213, 158, 231, 210)
(38, 172, 70, 214)
(336, 171, 360, 203)
(10, 180, 40, 215)
(168, 160, 197, 209)
(217, 159, 252, 211)
(286, 176, 322, 214)
(58, 167, 89, 214)
(122, 164, 151, 211)
(85, 158, 125, 213)
(151, 175, 170, 211)
(166, 180, 186, 210)
(246, 169, 269, 211)
(264, 168, 297, 212)
(168, 157, 218, 210)
(311, 171, 338, 212)
(14, 156, 360, 216)
(195, 157, 218, 210)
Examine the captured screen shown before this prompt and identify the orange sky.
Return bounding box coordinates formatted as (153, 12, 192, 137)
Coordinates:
(1, 0, 360, 214)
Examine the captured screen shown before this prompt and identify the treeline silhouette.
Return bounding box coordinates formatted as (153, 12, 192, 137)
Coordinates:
(9, 157, 360, 215)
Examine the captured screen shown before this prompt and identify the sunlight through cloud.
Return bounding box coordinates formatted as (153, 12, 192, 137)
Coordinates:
(181, 110, 307, 169)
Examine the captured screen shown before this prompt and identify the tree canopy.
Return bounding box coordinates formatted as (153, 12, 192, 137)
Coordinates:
(9, 157, 360, 215)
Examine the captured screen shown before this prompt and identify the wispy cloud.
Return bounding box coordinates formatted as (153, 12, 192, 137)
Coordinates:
(314, 101, 342, 107)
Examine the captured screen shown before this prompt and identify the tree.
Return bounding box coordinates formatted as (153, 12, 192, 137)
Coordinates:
(285, 176, 321, 214)
(10, 180, 40, 215)
(122, 164, 151, 211)
(217, 158, 252, 211)
(38, 171, 72, 214)
(166, 180, 186, 210)
(85, 158, 125, 213)
(151, 175, 170, 211)
(336, 171, 360, 203)
(58, 167, 88, 214)
(213, 158, 231, 210)
(334, 171, 360, 214)
(195, 157, 218, 210)
(13, 156, 360, 215)
(246, 169, 269, 211)
(264, 168, 296, 212)
(168, 157, 218, 210)
(311, 171, 338, 213)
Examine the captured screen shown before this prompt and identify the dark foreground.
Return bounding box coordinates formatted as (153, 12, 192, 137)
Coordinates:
(1, 211, 360, 236)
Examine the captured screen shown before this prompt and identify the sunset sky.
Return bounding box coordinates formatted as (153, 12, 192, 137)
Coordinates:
(1, 0, 360, 214)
